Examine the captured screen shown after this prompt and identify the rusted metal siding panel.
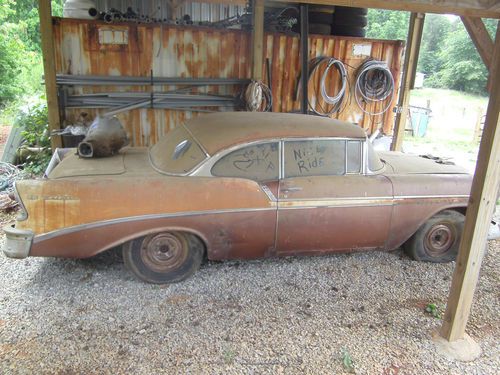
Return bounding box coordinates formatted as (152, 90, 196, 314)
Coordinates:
(53, 18, 403, 146)
(262, 33, 404, 135)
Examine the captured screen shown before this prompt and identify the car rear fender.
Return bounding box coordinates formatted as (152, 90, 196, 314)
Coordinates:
(385, 174, 471, 250)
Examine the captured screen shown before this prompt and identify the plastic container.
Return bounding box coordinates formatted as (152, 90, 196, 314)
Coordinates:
(409, 106, 431, 137)
(63, 0, 97, 19)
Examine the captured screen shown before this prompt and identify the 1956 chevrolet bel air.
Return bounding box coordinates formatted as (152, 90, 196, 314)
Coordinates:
(3, 112, 475, 283)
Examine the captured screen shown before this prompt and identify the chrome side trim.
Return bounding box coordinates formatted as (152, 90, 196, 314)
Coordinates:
(279, 194, 469, 209)
(260, 185, 277, 202)
(395, 194, 469, 200)
(33, 207, 277, 243)
(182, 123, 210, 157)
(31, 194, 469, 243)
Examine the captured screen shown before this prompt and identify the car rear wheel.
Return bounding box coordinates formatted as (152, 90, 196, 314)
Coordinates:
(123, 231, 204, 284)
(404, 210, 465, 263)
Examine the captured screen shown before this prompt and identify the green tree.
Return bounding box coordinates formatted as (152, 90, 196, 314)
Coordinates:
(366, 9, 410, 40)
(0, 0, 26, 103)
(428, 19, 498, 94)
(0, 0, 63, 104)
(7, 0, 64, 52)
(417, 14, 451, 76)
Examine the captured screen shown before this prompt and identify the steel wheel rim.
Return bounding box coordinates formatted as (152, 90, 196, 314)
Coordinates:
(140, 233, 188, 273)
(424, 223, 455, 256)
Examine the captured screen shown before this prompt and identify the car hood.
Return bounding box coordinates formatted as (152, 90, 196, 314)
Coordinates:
(378, 151, 469, 174)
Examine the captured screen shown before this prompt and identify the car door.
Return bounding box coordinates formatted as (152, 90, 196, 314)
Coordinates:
(210, 141, 280, 258)
(276, 138, 393, 255)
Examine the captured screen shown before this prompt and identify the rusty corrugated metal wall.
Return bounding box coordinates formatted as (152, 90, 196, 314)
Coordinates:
(53, 18, 404, 147)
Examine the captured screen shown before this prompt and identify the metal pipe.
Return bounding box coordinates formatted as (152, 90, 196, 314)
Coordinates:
(55, 74, 250, 86)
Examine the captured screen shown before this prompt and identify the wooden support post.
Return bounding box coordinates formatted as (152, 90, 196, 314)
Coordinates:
(439, 24, 500, 348)
(461, 16, 495, 92)
(251, 0, 265, 81)
(39, 0, 62, 149)
(473, 107, 484, 143)
(300, 4, 309, 115)
(390, 12, 425, 151)
(461, 17, 493, 69)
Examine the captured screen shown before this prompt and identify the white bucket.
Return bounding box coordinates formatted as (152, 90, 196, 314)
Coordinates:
(63, 0, 98, 19)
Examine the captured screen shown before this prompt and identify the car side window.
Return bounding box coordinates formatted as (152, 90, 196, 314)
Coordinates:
(211, 142, 279, 181)
(284, 140, 345, 177)
(347, 140, 362, 173)
(284, 139, 362, 178)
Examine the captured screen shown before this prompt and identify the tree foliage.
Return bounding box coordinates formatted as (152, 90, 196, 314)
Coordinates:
(0, 0, 63, 105)
(366, 9, 499, 96)
(366, 9, 410, 41)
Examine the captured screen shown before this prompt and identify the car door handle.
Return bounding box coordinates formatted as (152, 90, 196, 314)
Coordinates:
(281, 186, 302, 193)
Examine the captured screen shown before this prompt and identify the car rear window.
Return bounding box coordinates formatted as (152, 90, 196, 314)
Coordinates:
(211, 142, 279, 181)
(150, 125, 207, 174)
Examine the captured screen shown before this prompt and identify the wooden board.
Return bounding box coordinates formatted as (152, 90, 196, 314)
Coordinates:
(39, 0, 62, 149)
(391, 13, 425, 151)
(440, 25, 500, 342)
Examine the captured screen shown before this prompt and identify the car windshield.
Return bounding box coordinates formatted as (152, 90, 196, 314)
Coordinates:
(150, 125, 207, 174)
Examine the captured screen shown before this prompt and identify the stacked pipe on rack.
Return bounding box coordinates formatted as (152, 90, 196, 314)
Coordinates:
(54, 75, 273, 114)
(64, 92, 238, 115)
(56, 75, 251, 86)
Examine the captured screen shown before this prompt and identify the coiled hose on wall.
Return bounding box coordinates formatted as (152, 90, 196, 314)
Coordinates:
(244, 81, 273, 112)
(354, 59, 395, 116)
(297, 56, 348, 116)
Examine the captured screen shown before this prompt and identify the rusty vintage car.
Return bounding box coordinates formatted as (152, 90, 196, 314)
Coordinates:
(3, 112, 474, 283)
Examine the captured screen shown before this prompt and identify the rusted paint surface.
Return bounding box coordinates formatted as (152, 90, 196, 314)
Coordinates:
(53, 18, 404, 146)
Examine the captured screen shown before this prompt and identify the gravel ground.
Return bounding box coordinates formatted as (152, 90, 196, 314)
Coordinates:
(0, 228, 499, 374)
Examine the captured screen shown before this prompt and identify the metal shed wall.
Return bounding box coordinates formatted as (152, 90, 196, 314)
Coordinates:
(94, 0, 246, 22)
(53, 18, 404, 147)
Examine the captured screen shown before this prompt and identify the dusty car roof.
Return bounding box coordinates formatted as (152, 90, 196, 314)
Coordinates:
(185, 112, 366, 155)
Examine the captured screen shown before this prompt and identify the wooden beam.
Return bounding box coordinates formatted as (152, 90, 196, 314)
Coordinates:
(300, 4, 309, 114)
(251, 0, 265, 80)
(273, 0, 500, 19)
(461, 16, 494, 69)
(39, 0, 62, 149)
(440, 24, 500, 342)
(390, 13, 425, 151)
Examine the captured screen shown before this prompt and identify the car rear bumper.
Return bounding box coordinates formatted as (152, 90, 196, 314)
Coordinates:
(2, 225, 34, 259)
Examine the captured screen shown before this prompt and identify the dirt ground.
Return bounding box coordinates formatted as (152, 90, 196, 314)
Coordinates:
(0, 211, 499, 374)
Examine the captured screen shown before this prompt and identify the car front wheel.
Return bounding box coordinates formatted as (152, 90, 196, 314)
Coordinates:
(404, 210, 465, 263)
(123, 231, 204, 284)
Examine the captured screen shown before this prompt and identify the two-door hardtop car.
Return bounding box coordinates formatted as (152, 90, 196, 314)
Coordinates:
(3, 112, 473, 283)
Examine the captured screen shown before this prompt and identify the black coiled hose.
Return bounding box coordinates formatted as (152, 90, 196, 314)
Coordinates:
(354, 59, 395, 116)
